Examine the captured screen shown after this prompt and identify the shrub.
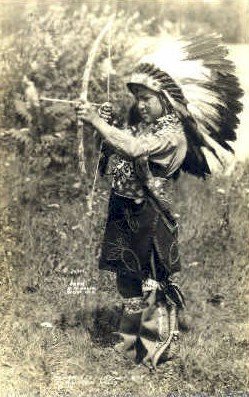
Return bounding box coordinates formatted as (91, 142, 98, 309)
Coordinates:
(0, 4, 157, 203)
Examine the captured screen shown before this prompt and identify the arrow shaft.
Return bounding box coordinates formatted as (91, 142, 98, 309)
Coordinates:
(40, 96, 100, 106)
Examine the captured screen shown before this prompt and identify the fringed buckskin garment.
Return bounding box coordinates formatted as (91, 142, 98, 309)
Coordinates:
(99, 113, 187, 368)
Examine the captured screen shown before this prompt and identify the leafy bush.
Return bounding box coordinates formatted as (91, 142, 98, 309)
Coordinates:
(0, 3, 248, 395)
(0, 4, 157, 202)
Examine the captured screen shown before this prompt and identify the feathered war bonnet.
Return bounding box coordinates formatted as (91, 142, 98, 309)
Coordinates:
(127, 34, 244, 178)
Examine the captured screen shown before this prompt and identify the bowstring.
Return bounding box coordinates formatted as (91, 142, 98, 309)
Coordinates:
(107, 23, 111, 103)
(87, 18, 113, 249)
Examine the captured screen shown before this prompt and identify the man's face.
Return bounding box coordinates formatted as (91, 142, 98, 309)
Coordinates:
(133, 85, 164, 124)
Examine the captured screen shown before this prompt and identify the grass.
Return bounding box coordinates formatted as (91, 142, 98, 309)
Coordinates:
(0, 8, 248, 393)
(0, 144, 248, 397)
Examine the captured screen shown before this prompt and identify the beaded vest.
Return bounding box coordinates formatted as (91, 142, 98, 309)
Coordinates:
(107, 114, 179, 203)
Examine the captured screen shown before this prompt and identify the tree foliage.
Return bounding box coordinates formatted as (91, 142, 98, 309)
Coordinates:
(0, 3, 156, 196)
(0, 1, 246, 202)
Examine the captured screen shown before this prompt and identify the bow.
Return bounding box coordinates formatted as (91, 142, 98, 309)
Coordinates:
(78, 15, 115, 174)
(39, 15, 115, 175)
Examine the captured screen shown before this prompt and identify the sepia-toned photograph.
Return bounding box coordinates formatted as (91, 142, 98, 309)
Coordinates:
(0, 0, 248, 396)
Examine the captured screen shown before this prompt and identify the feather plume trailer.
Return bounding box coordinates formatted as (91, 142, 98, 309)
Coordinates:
(132, 33, 244, 177)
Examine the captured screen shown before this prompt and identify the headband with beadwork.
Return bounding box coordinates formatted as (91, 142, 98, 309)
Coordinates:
(127, 63, 187, 106)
